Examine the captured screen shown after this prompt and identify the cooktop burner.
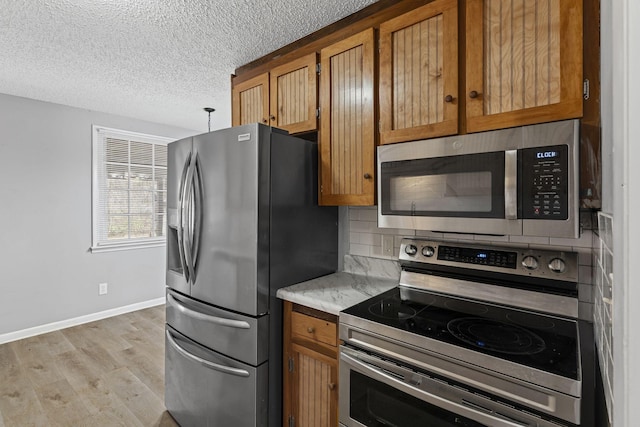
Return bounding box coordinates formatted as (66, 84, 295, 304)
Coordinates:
(342, 287, 579, 380)
(447, 317, 546, 355)
(444, 299, 489, 316)
(506, 311, 557, 330)
(368, 299, 418, 320)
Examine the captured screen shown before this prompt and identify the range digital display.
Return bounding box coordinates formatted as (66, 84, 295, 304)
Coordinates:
(438, 246, 517, 268)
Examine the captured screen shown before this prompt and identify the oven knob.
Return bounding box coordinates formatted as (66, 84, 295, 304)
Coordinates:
(421, 246, 435, 257)
(405, 244, 418, 256)
(521, 255, 539, 270)
(548, 258, 566, 273)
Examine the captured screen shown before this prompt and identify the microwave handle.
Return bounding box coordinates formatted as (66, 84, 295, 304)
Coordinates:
(504, 150, 518, 220)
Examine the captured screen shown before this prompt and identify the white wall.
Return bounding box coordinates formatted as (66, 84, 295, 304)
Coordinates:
(612, 0, 640, 425)
(0, 93, 196, 340)
(601, 0, 613, 214)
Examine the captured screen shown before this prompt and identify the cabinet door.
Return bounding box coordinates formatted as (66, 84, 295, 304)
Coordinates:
(270, 53, 318, 134)
(465, 0, 583, 133)
(290, 342, 338, 427)
(232, 73, 269, 126)
(319, 28, 376, 206)
(379, 0, 458, 145)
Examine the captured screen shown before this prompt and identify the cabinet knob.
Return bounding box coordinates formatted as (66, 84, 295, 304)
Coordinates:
(269, 115, 276, 121)
(364, 173, 372, 180)
(262, 118, 268, 124)
(328, 383, 336, 390)
(307, 327, 315, 334)
(444, 94, 454, 103)
(469, 90, 479, 99)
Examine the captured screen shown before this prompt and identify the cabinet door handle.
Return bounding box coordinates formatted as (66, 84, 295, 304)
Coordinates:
(469, 90, 479, 99)
(328, 382, 336, 390)
(444, 94, 454, 103)
(307, 327, 315, 333)
(364, 173, 372, 180)
(269, 115, 276, 121)
(262, 118, 268, 124)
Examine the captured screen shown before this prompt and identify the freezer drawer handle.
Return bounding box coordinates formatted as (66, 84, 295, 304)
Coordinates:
(167, 293, 251, 329)
(166, 330, 250, 378)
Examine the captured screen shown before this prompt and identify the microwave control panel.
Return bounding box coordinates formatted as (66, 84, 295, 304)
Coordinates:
(520, 144, 569, 220)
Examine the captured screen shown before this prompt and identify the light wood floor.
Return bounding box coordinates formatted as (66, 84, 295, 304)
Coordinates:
(0, 305, 179, 427)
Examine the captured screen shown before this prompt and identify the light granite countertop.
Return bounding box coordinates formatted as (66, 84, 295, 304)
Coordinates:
(276, 255, 400, 316)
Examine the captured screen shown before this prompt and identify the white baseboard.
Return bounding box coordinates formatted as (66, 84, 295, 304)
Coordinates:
(0, 297, 166, 345)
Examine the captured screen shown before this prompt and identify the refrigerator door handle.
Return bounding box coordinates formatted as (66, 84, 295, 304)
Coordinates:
(190, 154, 203, 276)
(167, 293, 251, 330)
(166, 330, 250, 378)
(177, 152, 191, 283)
(182, 155, 197, 284)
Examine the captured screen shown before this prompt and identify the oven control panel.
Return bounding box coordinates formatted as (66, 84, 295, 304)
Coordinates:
(437, 245, 518, 268)
(400, 238, 578, 281)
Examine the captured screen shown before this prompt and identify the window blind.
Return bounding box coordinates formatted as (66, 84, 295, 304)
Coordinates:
(92, 126, 173, 252)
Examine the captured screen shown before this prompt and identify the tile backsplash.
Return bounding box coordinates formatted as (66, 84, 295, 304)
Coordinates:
(347, 206, 596, 321)
(595, 212, 614, 423)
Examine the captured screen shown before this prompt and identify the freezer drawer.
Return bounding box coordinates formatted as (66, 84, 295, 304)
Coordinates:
(166, 289, 269, 366)
(165, 325, 268, 427)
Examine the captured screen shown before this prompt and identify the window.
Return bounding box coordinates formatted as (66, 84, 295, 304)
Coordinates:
(92, 126, 174, 252)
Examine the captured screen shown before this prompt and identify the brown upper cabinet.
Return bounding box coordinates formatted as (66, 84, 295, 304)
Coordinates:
(465, 0, 583, 133)
(379, 0, 583, 144)
(232, 53, 318, 134)
(379, 0, 459, 145)
(232, 73, 269, 126)
(318, 28, 376, 206)
(232, 0, 586, 205)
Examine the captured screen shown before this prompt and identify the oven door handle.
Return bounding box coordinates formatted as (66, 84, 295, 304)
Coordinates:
(340, 349, 529, 427)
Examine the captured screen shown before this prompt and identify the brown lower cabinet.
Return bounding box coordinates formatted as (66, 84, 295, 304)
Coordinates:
(283, 301, 339, 427)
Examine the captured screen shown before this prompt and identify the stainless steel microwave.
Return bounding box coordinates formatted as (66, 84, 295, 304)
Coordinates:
(377, 120, 579, 238)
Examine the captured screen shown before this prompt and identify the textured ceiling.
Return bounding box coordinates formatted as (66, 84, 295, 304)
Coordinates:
(0, 0, 378, 132)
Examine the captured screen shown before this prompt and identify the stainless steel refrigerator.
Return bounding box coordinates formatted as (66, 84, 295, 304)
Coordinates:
(164, 123, 338, 427)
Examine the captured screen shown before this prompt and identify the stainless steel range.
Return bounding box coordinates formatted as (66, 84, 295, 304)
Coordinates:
(339, 238, 595, 427)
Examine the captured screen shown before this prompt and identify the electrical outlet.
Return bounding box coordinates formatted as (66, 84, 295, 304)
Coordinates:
(99, 282, 108, 295)
(382, 235, 394, 256)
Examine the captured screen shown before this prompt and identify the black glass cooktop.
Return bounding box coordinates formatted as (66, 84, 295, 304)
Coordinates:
(342, 287, 578, 380)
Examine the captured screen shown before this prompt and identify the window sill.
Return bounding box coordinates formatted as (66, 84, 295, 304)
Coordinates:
(90, 240, 165, 253)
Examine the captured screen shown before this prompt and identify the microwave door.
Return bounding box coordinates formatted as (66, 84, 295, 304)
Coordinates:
(378, 150, 523, 235)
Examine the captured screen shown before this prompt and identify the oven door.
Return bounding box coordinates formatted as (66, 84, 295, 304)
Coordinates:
(377, 142, 521, 236)
(340, 345, 563, 427)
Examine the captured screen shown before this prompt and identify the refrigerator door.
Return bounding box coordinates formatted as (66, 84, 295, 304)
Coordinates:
(190, 124, 269, 316)
(166, 136, 193, 296)
(165, 325, 268, 427)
